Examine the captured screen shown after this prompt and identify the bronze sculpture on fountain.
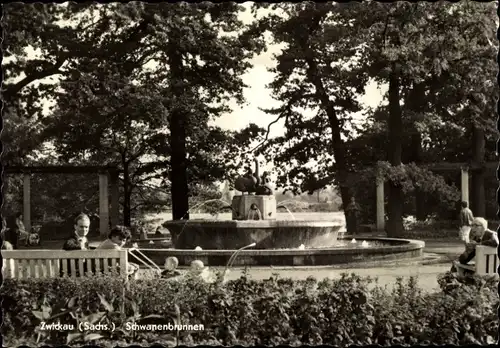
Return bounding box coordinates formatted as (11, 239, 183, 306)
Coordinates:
(232, 158, 275, 220)
(234, 158, 273, 196)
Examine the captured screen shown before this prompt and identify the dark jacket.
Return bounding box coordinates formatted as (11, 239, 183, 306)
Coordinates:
(62, 233, 89, 251)
(3, 227, 18, 249)
(479, 229, 499, 247)
(161, 269, 182, 279)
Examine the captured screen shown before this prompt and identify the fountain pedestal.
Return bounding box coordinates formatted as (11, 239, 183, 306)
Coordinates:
(232, 195, 277, 220)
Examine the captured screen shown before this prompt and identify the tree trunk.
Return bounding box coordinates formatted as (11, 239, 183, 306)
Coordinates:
(303, 54, 353, 233)
(386, 64, 404, 237)
(471, 126, 485, 217)
(168, 47, 190, 221)
(407, 82, 426, 221)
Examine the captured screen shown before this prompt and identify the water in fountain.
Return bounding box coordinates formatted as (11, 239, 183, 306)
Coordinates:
(175, 198, 233, 241)
(276, 204, 296, 220)
(276, 199, 306, 212)
(181, 199, 232, 218)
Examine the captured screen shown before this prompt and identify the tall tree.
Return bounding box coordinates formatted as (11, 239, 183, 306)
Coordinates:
(344, 2, 494, 235)
(251, 3, 369, 232)
(43, 63, 169, 225)
(5, 3, 264, 224)
(135, 3, 265, 220)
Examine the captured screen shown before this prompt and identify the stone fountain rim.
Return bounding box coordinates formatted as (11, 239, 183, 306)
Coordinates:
(136, 237, 425, 255)
(163, 219, 343, 228)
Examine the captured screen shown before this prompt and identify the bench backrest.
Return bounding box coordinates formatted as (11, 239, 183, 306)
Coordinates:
(475, 246, 499, 276)
(2, 249, 128, 279)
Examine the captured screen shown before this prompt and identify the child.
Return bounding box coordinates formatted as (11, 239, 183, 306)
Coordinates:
(27, 226, 41, 246)
(161, 256, 182, 279)
(97, 225, 139, 276)
(189, 260, 217, 283)
(459, 201, 474, 244)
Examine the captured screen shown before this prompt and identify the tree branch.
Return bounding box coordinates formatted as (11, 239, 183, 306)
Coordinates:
(247, 114, 286, 154)
(3, 56, 68, 102)
(248, 87, 314, 154)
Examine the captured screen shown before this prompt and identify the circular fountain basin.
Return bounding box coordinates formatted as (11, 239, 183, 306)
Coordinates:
(162, 219, 342, 250)
(129, 237, 425, 267)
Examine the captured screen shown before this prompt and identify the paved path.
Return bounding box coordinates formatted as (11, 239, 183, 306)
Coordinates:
(216, 264, 450, 293)
(33, 237, 464, 293)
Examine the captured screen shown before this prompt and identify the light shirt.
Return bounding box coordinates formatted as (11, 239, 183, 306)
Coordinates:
(79, 236, 89, 250)
(459, 208, 474, 227)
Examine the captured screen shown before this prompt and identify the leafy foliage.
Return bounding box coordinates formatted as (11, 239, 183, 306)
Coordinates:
(2, 272, 498, 346)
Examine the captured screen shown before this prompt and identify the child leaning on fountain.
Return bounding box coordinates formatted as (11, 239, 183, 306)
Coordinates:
(161, 256, 182, 278)
(96, 225, 140, 276)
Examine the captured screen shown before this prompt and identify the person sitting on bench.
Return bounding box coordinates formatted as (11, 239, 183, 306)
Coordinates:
(63, 213, 90, 250)
(455, 217, 498, 268)
(96, 225, 140, 277)
(161, 256, 182, 279)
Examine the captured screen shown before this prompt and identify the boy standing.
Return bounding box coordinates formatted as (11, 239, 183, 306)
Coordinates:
(459, 201, 474, 244)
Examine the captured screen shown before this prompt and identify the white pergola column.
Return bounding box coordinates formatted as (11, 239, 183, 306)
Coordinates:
(99, 173, 109, 239)
(23, 173, 31, 232)
(376, 176, 385, 232)
(460, 167, 469, 204)
(110, 171, 120, 228)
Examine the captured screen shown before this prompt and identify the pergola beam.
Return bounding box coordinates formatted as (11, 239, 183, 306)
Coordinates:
(423, 162, 497, 172)
(5, 165, 118, 174)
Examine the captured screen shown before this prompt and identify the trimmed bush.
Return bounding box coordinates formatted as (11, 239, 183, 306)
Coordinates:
(1, 272, 497, 346)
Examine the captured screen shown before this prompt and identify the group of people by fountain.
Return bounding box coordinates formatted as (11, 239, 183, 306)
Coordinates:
(59, 213, 218, 281)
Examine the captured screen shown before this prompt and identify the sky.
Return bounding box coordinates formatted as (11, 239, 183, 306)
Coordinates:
(215, 4, 386, 138)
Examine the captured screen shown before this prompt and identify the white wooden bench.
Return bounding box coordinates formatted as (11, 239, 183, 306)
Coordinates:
(2, 249, 129, 280)
(475, 245, 499, 276)
(454, 245, 499, 277)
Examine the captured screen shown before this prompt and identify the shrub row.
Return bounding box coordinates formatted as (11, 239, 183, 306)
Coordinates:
(1, 271, 498, 346)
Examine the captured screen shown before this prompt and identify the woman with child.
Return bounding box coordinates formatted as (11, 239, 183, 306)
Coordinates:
(96, 225, 140, 277)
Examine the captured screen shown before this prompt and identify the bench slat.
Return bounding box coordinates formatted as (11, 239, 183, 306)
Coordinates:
(111, 258, 117, 274)
(20, 260, 28, 279)
(70, 259, 77, 278)
(46, 259, 54, 277)
(102, 259, 109, 274)
(86, 258, 93, 276)
(62, 260, 68, 277)
(95, 258, 101, 274)
(78, 259, 85, 277)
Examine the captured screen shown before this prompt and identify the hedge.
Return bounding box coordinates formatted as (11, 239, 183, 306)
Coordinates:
(1, 271, 498, 347)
